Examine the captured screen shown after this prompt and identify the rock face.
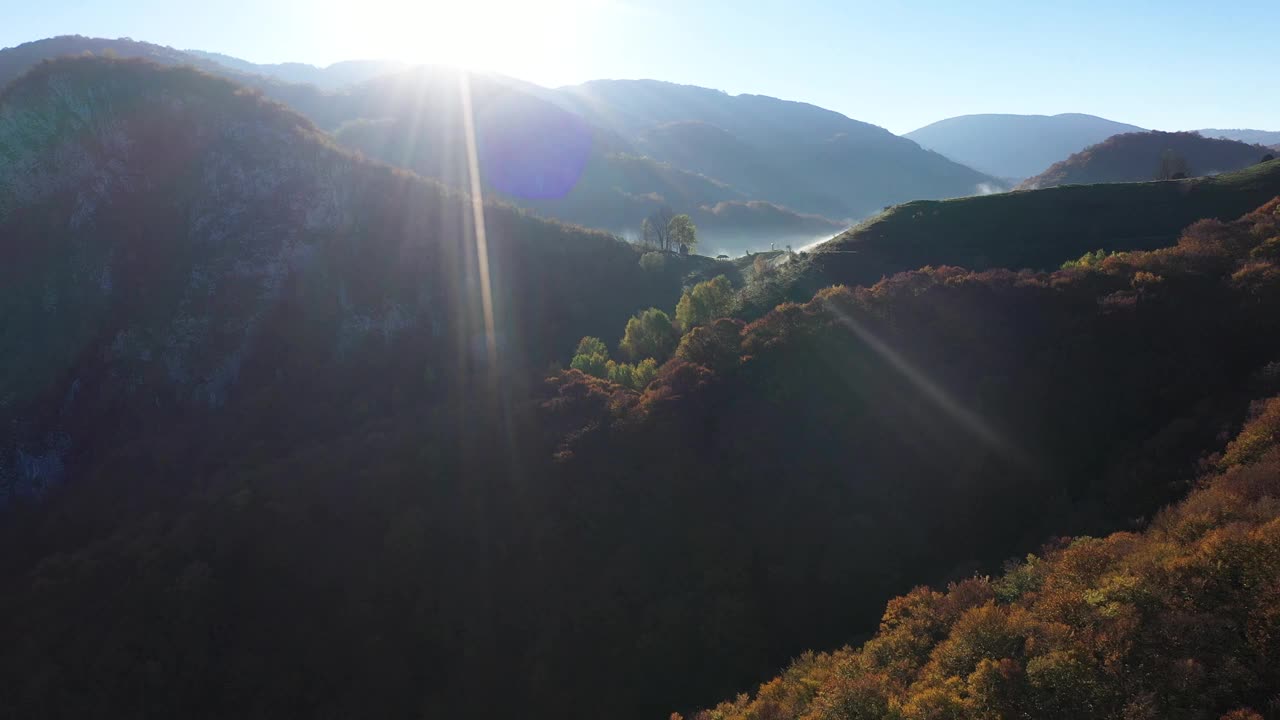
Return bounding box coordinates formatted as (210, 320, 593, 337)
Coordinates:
(0, 58, 677, 504)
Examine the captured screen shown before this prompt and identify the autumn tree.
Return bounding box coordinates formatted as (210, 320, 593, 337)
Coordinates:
(619, 308, 679, 361)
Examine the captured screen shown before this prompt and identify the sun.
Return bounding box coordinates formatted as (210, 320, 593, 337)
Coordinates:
(357, 0, 598, 79)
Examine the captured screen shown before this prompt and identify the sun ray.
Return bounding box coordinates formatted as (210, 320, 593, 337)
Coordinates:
(458, 71, 498, 372)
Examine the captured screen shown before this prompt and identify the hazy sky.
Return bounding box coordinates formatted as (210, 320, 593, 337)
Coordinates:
(5, 0, 1277, 134)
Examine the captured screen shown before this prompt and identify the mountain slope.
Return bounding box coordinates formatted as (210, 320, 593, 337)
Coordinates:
(739, 159, 1280, 317)
(0, 35, 356, 127)
(555, 79, 1002, 220)
(331, 69, 845, 251)
(905, 113, 1144, 180)
(0, 35, 208, 88)
(0, 57, 733, 501)
(5, 55, 1280, 717)
(544, 197, 1280, 717)
(1021, 131, 1273, 189)
(698, 376, 1280, 720)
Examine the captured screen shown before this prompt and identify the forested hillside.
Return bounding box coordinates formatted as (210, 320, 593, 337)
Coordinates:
(697, 387, 1280, 720)
(1021, 131, 1273, 189)
(0, 57, 727, 501)
(6, 42, 1280, 720)
(4, 56, 1280, 717)
(542, 197, 1280, 717)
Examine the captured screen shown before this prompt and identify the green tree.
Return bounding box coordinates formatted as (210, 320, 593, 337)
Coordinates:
(570, 336, 609, 378)
(668, 213, 698, 253)
(632, 358, 659, 388)
(575, 336, 608, 357)
(606, 360, 635, 388)
(619, 308, 679, 362)
(675, 275, 734, 330)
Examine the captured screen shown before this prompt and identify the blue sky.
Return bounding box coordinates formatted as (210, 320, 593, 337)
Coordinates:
(4, 0, 1277, 134)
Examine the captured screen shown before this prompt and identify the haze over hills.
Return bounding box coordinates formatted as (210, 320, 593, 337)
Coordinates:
(904, 113, 1145, 181)
(2, 36, 1001, 252)
(0, 38, 846, 250)
(555, 79, 1001, 221)
(328, 70, 846, 252)
(1020, 130, 1274, 190)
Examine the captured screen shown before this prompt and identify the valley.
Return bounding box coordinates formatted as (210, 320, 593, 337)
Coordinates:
(3, 21, 1280, 720)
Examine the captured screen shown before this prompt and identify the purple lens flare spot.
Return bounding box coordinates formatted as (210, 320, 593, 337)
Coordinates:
(476, 94, 592, 200)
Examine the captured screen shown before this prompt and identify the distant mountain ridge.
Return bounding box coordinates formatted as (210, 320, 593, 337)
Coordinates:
(1020, 131, 1273, 189)
(905, 113, 1145, 180)
(556, 79, 1001, 221)
(183, 49, 407, 89)
(1198, 128, 1280, 146)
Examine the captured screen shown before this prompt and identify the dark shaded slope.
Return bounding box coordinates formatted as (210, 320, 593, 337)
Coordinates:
(0, 57, 725, 500)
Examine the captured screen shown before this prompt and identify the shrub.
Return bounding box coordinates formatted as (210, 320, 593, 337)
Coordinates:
(639, 251, 666, 272)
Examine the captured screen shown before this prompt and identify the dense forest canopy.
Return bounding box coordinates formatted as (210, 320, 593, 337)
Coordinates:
(697, 388, 1280, 720)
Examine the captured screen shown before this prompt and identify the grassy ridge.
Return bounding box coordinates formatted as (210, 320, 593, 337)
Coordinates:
(819, 158, 1280, 273)
(738, 160, 1280, 317)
